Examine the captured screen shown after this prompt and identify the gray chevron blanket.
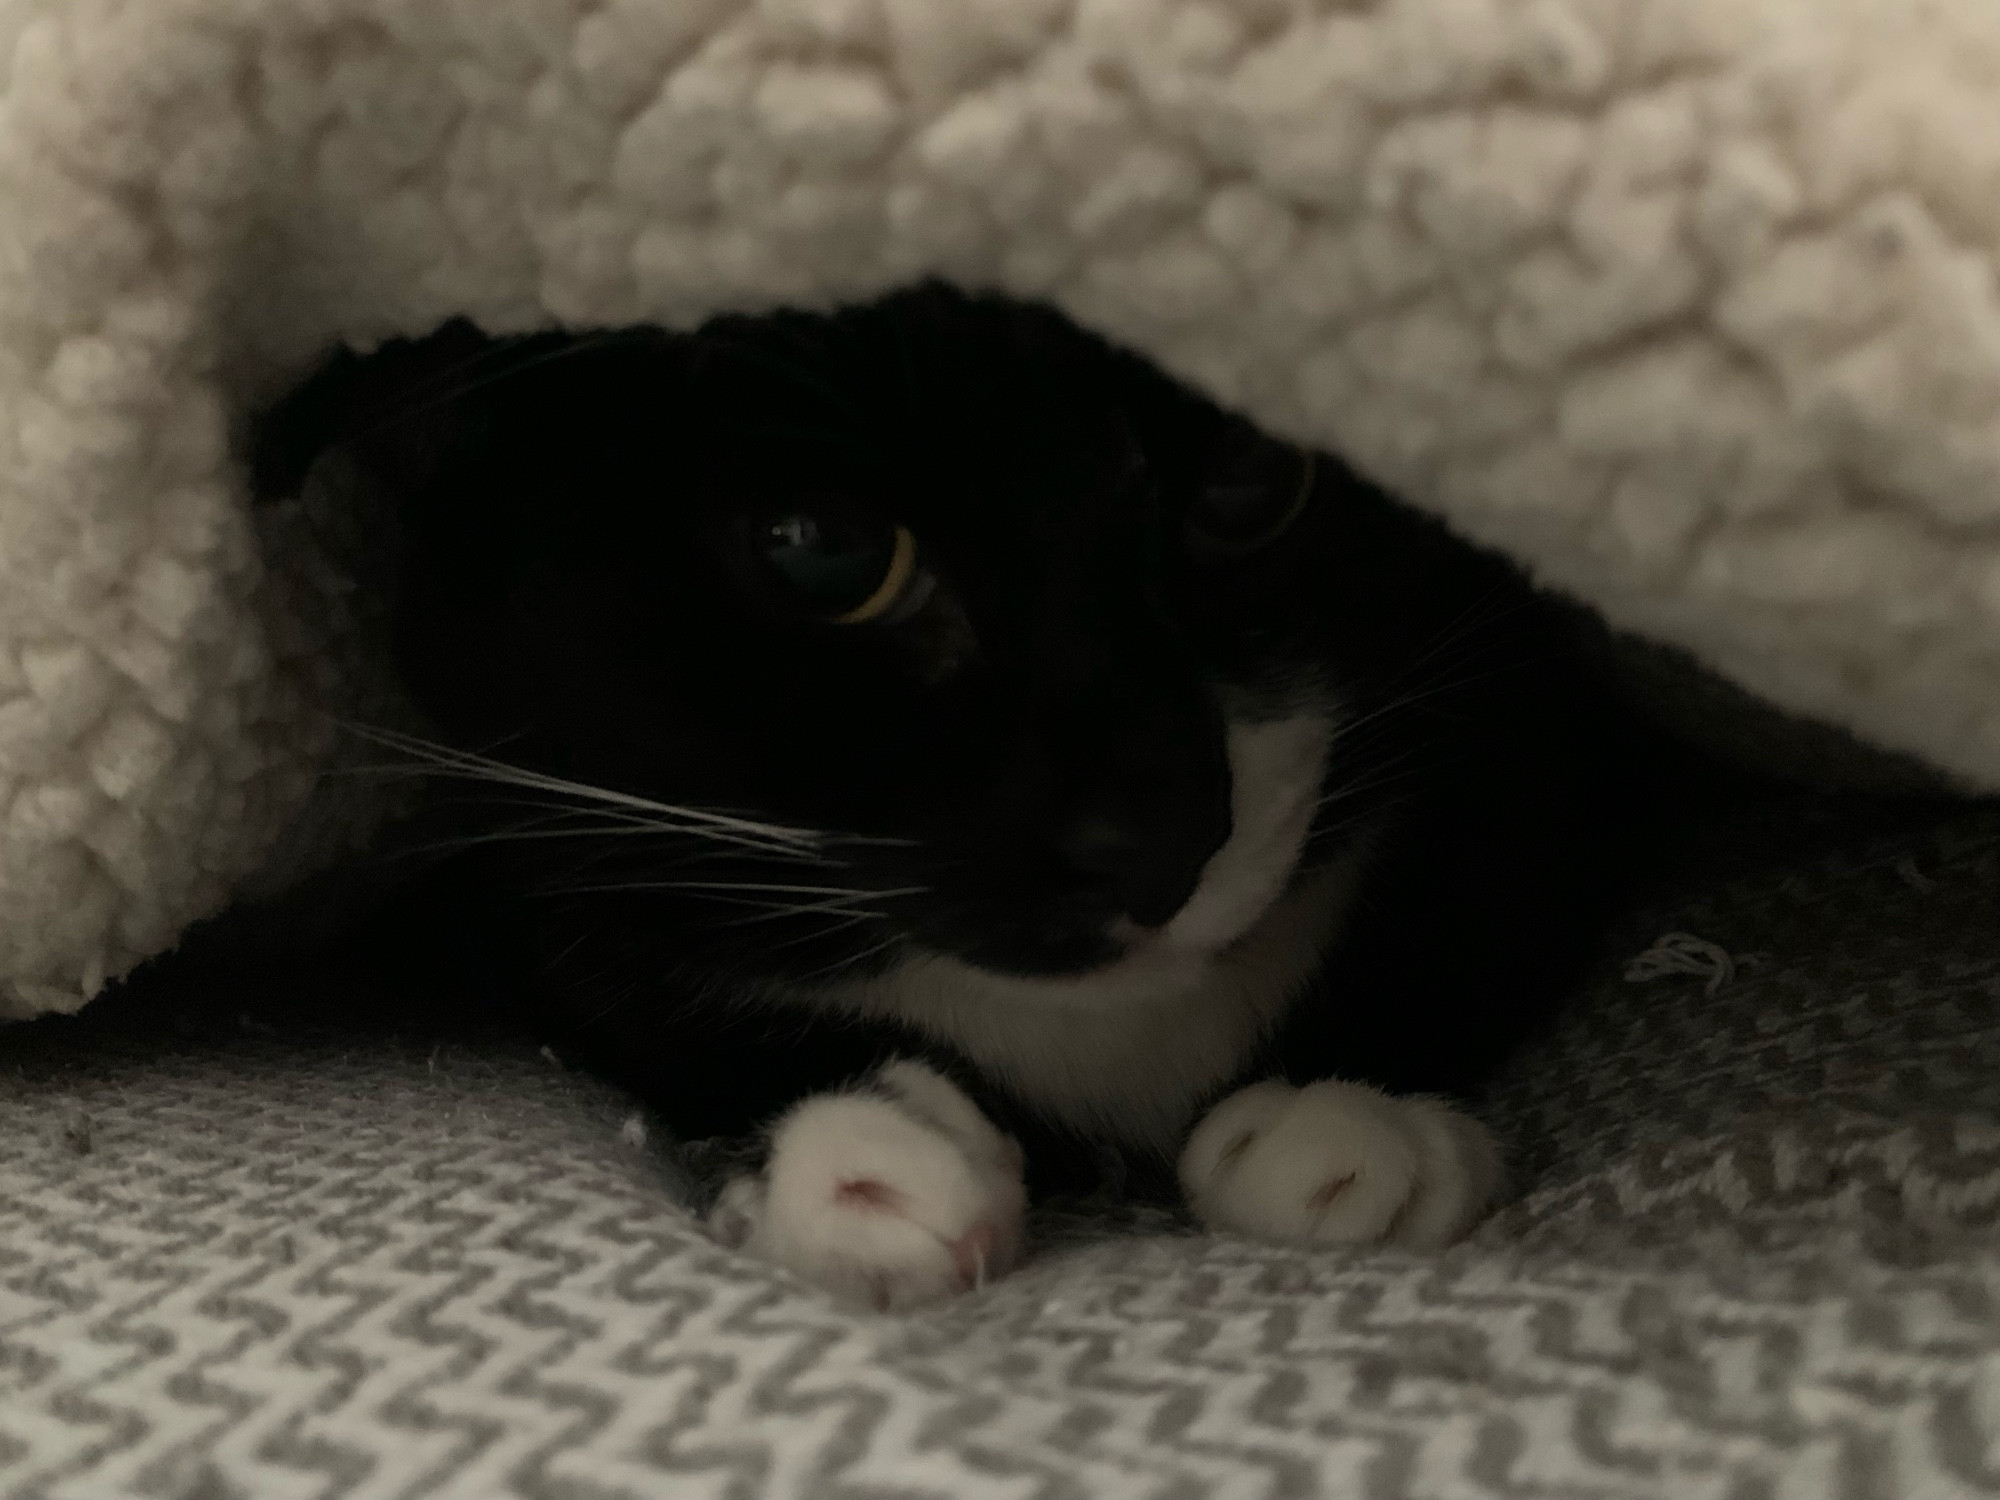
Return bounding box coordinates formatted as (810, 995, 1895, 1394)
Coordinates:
(5, 3, 2000, 1496)
(2, 0, 2000, 1014)
(3, 796, 1996, 1497)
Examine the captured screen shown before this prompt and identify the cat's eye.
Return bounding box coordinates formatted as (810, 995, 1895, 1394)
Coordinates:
(755, 509, 932, 624)
(1185, 436, 1316, 559)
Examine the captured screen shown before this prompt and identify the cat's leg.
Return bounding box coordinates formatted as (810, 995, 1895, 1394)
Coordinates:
(707, 1060, 1028, 1310)
(1177, 1079, 1505, 1250)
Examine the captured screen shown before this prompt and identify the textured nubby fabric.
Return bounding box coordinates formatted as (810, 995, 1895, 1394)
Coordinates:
(2, 0, 2000, 1013)
(2, 803, 1996, 1498)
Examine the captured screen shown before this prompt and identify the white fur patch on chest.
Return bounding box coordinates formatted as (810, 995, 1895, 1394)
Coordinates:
(816, 714, 1360, 1150)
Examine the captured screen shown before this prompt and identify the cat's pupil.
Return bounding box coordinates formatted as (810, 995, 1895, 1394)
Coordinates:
(760, 510, 893, 617)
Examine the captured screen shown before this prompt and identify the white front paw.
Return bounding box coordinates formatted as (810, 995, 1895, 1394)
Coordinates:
(708, 1061, 1027, 1311)
(1178, 1079, 1505, 1250)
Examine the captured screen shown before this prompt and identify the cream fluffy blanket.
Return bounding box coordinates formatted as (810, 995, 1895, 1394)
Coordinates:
(2, 0, 1997, 1017)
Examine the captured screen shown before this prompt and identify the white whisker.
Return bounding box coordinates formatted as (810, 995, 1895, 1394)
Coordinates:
(765, 912, 884, 949)
(723, 904, 888, 925)
(339, 721, 915, 859)
(345, 724, 822, 841)
(790, 932, 906, 984)
(545, 881, 925, 928)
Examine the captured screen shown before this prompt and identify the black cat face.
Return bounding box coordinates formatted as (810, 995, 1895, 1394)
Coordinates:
(299, 289, 1356, 984)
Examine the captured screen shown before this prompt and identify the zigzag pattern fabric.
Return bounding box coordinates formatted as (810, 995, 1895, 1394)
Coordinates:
(4, 805, 1996, 1498)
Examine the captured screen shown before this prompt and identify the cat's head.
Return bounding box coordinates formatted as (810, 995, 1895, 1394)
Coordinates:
(286, 287, 1409, 990)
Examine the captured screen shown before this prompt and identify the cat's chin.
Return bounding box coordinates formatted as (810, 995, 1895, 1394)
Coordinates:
(961, 858, 1346, 1000)
(813, 856, 1370, 1149)
(929, 899, 1273, 990)
(1104, 887, 1300, 964)
(1093, 712, 1339, 968)
(1101, 912, 1256, 971)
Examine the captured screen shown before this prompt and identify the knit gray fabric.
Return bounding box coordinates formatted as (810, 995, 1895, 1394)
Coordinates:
(3, 800, 1997, 1499)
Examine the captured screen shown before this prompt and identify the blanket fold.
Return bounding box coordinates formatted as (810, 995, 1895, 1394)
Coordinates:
(2, 0, 1997, 1014)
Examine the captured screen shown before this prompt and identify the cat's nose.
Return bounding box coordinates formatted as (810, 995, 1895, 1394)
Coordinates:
(1054, 811, 1222, 929)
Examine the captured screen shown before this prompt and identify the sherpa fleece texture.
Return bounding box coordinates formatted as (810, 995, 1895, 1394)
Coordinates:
(1, 0, 1997, 1017)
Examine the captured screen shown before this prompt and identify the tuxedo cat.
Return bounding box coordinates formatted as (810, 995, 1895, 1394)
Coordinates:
(257, 286, 1641, 1309)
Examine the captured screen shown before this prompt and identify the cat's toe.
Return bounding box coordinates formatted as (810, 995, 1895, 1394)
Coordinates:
(708, 1062, 1026, 1310)
(1179, 1079, 1504, 1250)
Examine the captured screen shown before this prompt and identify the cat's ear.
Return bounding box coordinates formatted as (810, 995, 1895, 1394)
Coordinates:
(249, 318, 497, 503)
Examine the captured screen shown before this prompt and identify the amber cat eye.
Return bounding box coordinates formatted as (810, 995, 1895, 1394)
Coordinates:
(757, 510, 926, 624)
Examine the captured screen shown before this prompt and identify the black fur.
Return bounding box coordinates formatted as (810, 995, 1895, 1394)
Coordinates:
(255, 286, 1656, 1194)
